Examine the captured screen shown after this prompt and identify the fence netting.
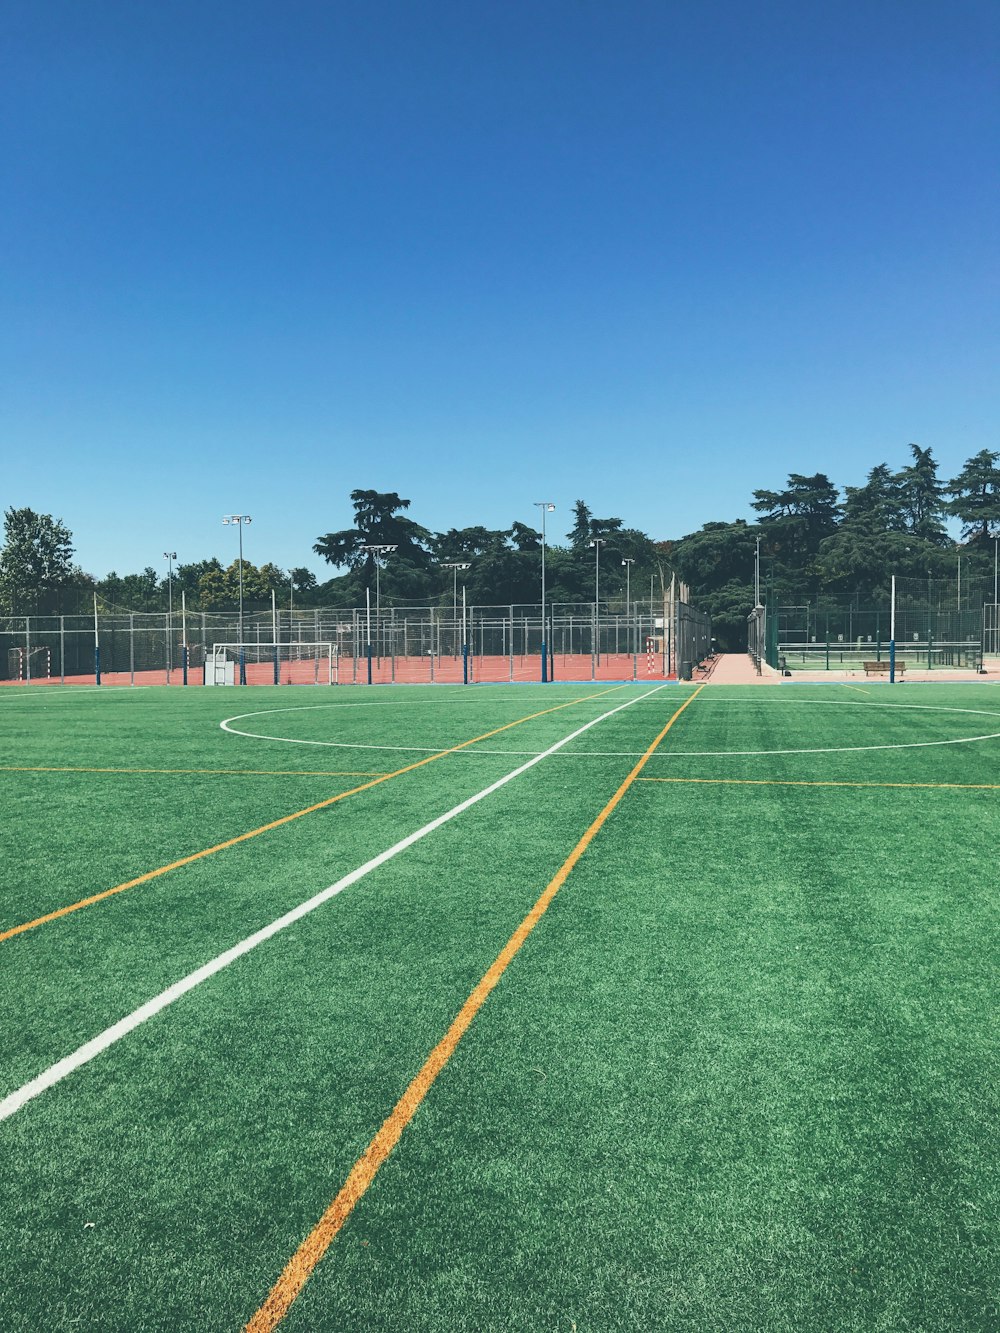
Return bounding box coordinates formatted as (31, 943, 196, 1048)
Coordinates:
(767, 574, 997, 671)
(0, 600, 712, 686)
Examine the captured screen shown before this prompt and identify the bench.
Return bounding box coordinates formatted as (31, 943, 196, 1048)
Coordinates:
(863, 660, 905, 676)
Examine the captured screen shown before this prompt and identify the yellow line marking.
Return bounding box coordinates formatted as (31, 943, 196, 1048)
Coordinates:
(0, 766, 389, 777)
(840, 682, 872, 696)
(637, 776, 1000, 791)
(245, 683, 706, 1333)
(0, 688, 626, 946)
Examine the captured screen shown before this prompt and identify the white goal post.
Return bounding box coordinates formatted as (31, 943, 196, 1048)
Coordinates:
(8, 646, 51, 683)
(206, 642, 338, 685)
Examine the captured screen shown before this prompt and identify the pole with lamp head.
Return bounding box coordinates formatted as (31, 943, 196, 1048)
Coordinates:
(533, 503, 555, 681)
(163, 551, 176, 683)
(441, 561, 471, 661)
(360, 544, 397, 677)
(621, 558, 634, 653)
(590, 538, 605, 666)
(441, 562, 471, 620)
(222, 515, 251, 684)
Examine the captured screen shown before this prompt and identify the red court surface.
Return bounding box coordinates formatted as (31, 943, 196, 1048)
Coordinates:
(3, 652, 675, 687)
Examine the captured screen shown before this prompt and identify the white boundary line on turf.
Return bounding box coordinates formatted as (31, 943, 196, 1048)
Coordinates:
(219, 697, 1000, 759)
(0, 683, 671, 1125)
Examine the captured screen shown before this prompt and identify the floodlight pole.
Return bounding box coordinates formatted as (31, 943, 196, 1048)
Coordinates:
(222, 515, 252, 684)
(181, 589, 188, 685)
(534, 503, 555, 681)
(441, 561, 471, 619)
(927, 570, 932, 642)
(621, 558, 634, 653)
(360, 544, 397, 671)
(163, 551, 176, 684)
(590, 539, 605, 666)
(462, 585, 468, 684)
(360, 544, 397, 617)
(890, 573, 897, 684)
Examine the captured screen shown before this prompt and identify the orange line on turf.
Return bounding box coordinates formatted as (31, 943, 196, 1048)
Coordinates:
(638, 776, 1000, 791)
(245, 683, 706, 1333)
(0, 766, 389, 777)
(0, 688, 625, 946)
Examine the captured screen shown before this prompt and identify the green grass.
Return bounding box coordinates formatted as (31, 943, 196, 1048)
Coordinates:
(1, 681, 999, 1330)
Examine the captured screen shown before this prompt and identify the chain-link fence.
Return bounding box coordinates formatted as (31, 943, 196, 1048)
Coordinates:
(772, 575, 996, 672)
(0, 598, 712, 686)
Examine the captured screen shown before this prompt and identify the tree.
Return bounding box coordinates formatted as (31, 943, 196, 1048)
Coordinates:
(174, 559, 222, 607)
(430, 526, 512, 560)
(946, 449, 1000, 543)
(509, 521, 541, 553)
(896, 444, 947, 543)
(0, 508, 76, 614)
(841, 464, 906, 531)
(672, 521, 759, 595)
(751, 473, 841, 563)
(289, 567, 317, 596)
(198, 564, 230, 610)
(117, 567, 161, 610)
(314, 490, 432, 603)
(252, 563, 289, 600)
(567, 501, 592, 548)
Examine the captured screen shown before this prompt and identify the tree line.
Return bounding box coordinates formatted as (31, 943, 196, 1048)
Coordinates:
(2, 445, 999, 648)
(677, 446, 1000, 644)
(0, 491, 666, 620)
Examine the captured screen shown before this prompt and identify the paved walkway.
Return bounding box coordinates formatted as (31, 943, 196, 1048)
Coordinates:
(702, 653, 998, 686)
(703, 654, 780, 685)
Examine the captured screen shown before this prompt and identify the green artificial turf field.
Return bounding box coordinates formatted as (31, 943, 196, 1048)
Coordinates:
(1, 680, 999, 1331)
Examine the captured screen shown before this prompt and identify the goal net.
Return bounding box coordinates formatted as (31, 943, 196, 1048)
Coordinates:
(7, 646, 51, 682)
(207, 642, 338, 685)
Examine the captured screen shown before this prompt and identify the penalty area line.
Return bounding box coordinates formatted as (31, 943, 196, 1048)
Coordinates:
(0, 683, 671, 1127)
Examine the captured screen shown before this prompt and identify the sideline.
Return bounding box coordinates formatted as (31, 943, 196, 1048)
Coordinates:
(0, 684, 678, 1124)
(638, 775, 1000, 791)
(245, 685, 705, 1331)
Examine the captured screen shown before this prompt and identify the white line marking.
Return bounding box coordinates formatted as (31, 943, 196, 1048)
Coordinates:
(0, 685, 671, 1124)
(219, 697, 1000, 759)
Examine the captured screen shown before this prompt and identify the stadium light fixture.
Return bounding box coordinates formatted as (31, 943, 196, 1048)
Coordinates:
(441, 562, 472, 618)
(360, 544, 398, 618)
(533, 503, 555, 680)
(621, 557, 634, 610)
(222, 515, 252, 682)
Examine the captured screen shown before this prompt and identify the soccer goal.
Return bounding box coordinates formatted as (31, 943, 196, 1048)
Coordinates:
(7, 646, 51, 682)
(206, 642, 338, 686)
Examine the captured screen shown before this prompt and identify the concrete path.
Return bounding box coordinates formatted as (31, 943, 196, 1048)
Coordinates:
(703, 654, 780, 685)
(702, 653, 998, 687)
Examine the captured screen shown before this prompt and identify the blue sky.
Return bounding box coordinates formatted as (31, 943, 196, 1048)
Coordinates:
(2, 1, 997, 581)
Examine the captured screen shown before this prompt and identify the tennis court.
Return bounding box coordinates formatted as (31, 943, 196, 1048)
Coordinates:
(2, 680, 999, 1330)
